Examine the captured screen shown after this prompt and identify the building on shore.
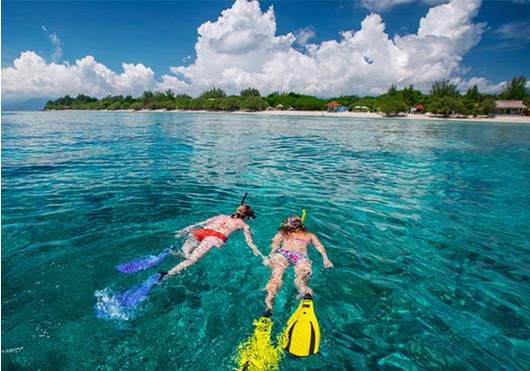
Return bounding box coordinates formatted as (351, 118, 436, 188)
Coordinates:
(495, 100, 527, 115)
(410, 104, 424, 114)
(327, 101, 340, 112)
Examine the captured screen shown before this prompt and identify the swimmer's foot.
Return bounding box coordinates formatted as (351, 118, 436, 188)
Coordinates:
(303, 293, 313, 300)
(263, 308, 273, 318)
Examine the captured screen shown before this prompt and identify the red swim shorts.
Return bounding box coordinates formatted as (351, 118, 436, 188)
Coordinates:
(191, 228, 228, 242)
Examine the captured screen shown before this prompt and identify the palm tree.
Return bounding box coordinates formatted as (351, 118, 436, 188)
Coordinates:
(500, 76, 528, 100)
(165, 89, 175, 100)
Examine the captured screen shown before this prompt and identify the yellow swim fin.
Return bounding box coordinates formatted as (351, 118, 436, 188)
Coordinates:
(283, 295, 320, 357)
(234, 312, 285, 371)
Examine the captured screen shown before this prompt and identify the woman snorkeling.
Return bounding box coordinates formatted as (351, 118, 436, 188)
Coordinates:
(263, 211, 333, 315)
(102, 194, 267, 318)
(165, 200, 267, 277)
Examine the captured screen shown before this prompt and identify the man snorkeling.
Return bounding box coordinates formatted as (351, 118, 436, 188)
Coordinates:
(165, 195, 267, 277)
(263, 211, 333, 315)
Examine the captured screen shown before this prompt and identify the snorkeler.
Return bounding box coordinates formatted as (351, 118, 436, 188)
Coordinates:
(263, 211, 333, 314)
(98, 194, 267, 319)
(164, 195, 267, 277)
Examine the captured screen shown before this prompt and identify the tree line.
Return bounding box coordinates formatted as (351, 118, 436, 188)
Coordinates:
(44, 76, 530, 117)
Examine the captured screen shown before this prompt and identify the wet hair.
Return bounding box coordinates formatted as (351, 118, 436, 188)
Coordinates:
(279, 215, 307, 237)
(232, 204, 255, 219)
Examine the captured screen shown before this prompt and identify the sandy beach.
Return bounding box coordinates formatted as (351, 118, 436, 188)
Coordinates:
(77, 109, 530, 124)
(235, 110, 530, 124)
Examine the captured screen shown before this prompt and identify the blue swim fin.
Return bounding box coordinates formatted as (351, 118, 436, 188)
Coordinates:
(94, 272, 166, 320)
(115, 272, 163, 307)
(116, 247, 172, 273)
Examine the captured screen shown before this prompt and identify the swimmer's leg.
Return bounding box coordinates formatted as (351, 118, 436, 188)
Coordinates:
(168, 237, 222, 276)
(263, 254, 289, 312)
(180, 236, 200, 258)
(294, 259, 313, 298)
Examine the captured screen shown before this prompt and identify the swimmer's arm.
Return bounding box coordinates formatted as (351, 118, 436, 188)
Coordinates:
(270, 233, 283, 254)
(175, 216, 220, 237)
(310, 233, 334, 268)
(243, 224, 265, 259)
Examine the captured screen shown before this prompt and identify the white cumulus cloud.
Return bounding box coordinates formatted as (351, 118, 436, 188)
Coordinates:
(160, 0, 488, 96)
(2, 0, 507, 100)
(295, 26, 316, 46)
(1, 51, 156, 100)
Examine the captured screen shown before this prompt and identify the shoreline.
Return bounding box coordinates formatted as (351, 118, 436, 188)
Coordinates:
(37, 109, 530, 124)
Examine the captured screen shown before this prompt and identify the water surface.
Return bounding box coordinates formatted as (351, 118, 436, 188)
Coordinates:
(2, 111, 530, 369)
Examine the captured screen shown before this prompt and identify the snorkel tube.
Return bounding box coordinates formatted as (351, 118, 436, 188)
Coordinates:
(235, 193, 255, 219)
(300, 209, 306, 223)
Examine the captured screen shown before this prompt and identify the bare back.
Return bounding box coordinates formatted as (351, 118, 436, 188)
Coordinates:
(202, 215, 246, 236)
(273, 231, 317, 255)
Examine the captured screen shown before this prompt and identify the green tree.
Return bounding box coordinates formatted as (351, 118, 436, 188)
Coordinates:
(378, 98, 408, 117)
(202, 98, 221, 110)
(176, 95, 192, 109)
(429, 97, 465, 117)
(500, 76, 529, 100)
(83, 101, 104, 110)
(200, 88, 227, 99)
(241, 96, 267, 111)
(141, 91, 154, 100)
(165, 89, 175, 101)
(153, 92, 168, 102)
(465, 85, 481, 102)
(189, 98, 206, 110)
(296, 96, 326, 111)
(44, 100, 55, 110)
(107, 101, 122, 110)
(124, 95, 135, 104)
(130, 102, 144, 111)
(401, 85, 422, 107)
(220, 96, 241, 111)
(265, 92, 281, 107)
(431, 79, 460, 98)
(240, 88, 261, 97)
(387, 84, 397, 96)
(479, 97, 496, 115)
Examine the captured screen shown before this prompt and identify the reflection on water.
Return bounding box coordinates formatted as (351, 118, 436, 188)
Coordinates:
(2, 111, 530, 369)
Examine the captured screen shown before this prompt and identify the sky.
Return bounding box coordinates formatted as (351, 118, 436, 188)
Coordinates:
(2, 0, 530, 101)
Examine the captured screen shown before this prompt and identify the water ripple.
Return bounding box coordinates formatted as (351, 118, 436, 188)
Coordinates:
(2, 112, 530, 369)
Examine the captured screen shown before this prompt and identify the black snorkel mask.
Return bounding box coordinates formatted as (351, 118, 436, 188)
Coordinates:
(238, 192, 256, 219)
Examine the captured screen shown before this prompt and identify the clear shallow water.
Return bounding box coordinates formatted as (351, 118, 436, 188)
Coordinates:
(2, 111, 530, 370)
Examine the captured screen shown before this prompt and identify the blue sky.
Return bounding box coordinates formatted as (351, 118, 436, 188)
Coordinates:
(2, 0, 530, 100)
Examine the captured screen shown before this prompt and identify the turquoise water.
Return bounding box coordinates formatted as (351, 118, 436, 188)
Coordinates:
(2, 111, 530, 370)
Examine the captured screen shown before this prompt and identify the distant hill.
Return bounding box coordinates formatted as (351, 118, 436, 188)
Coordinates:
(2, 97, 52, 111)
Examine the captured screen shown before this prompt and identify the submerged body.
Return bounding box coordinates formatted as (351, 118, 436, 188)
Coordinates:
(168, 206, 265, 276)
(264, 215, 333, 312)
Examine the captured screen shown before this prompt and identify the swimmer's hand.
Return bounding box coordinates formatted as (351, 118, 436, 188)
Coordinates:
(323, 259, 334, 268)
(262, 257, 270, 266)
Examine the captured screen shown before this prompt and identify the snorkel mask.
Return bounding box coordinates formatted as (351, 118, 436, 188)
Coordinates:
(281, 209, 306, 228)
(236, 193, 256, 219)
